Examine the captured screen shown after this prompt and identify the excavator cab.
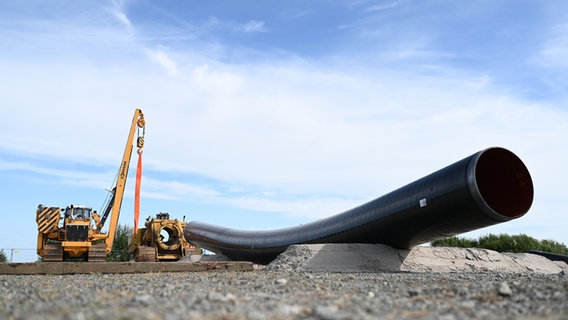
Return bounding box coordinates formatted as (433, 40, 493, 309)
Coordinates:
(63, 205, 92, 220)
(62, 205, 93, 243)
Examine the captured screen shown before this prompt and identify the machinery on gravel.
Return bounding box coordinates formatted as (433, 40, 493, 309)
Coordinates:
(131, 212, 201, 262)
(36, 109, 146, 262)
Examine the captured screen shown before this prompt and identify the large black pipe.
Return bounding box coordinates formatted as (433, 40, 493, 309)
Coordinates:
(184, 147, 533, 264)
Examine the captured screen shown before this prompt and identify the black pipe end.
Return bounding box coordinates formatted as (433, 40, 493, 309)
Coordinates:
(474, 147, 534, 220)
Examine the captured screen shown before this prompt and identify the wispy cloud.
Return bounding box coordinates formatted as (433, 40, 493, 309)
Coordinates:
(240, 20, 266, 33)
(205, 16, 266, 33)
(143, 178, 220, 200)
(536, 23, 568, 68)
(108, 0, 133, 30)
(0, 159, 114, 190)
(366, 2, 398, 12)
(146, 46, 179, 75)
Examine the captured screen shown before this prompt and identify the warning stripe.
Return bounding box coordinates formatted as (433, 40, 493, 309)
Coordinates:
(37, 207, 60, 234)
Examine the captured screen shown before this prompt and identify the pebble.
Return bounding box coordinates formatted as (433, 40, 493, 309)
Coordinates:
(497, 281, 513, 296)
(0, 271, 566, 319)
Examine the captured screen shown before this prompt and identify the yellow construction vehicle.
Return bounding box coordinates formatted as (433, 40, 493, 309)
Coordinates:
(36, 109, 146, 262)
(131, 212, 201, 262)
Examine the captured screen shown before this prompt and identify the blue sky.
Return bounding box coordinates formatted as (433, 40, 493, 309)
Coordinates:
(1, 1, 567, 262)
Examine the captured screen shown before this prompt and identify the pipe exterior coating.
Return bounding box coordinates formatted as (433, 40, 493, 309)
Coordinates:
(184, 147, 533, 264)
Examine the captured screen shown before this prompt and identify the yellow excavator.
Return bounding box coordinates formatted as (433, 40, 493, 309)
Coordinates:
(36, 109, 146, 262)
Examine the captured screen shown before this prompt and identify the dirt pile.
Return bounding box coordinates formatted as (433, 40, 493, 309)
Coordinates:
(266, 244, 568, 274)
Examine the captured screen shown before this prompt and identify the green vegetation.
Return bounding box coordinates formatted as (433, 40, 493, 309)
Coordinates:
(0, 250, 7, 263)
(431, 234, 568, 255)
(107, 224, 132, 262)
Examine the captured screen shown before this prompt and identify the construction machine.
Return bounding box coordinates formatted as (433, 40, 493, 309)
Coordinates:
(36, 109, 146, 262)
(131, 212, 202, 262)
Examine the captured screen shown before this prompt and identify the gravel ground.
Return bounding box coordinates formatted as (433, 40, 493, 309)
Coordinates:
(1, 270, 566, 319)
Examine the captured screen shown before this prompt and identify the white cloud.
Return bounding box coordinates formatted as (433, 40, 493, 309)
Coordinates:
(366, 2, 398, 12)
(0, 159, 114, 190)
(109, 0, 133, 30)
(143, 178, 220, 200)
(537, 23, 568, 68)
(4, 57, 564, 201)
(146, 46, 179, 76)
(240, 20, 266, 33)
(205, 17, 266, 33)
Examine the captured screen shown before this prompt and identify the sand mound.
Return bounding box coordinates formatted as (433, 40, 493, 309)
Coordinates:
(266, 244, 568, 274)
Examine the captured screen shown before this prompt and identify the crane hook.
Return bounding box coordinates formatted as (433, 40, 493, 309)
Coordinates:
(136, 112, 145, 154)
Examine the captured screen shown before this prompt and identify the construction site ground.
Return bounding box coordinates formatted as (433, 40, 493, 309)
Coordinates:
(2, 267, 566, 319)
(1, 245, 567, 319)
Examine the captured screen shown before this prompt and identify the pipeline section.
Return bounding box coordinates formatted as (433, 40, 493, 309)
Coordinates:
(184, 147, 533, 264)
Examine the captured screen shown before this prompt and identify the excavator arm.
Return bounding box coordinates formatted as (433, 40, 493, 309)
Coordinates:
(98, 109, 146, 254)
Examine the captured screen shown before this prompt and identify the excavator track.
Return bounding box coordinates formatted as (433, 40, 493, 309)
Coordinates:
(87, 243, 107, 262)
(43, 243, 63, 262)
(135, 246, 157, 262)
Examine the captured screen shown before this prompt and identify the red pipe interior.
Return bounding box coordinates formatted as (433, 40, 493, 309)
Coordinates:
(475, 148, 534, 218)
